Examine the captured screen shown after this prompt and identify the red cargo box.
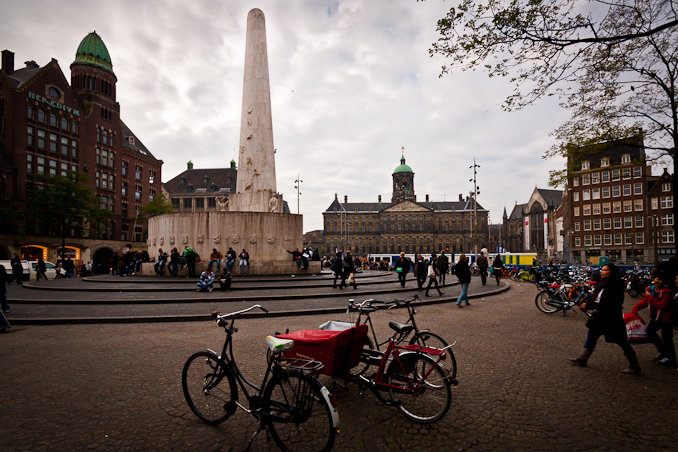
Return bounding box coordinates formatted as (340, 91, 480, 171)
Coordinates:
(277, 324, 368, 377)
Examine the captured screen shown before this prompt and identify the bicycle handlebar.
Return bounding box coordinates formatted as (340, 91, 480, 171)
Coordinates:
(212, 304, 268, 322)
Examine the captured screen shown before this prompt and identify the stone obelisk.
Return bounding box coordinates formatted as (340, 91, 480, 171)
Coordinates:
(229, 8, 282, 213)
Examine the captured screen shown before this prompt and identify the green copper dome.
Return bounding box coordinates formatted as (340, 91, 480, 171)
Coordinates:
(393, 156, 413, 173)
(74, 32, 113, 73)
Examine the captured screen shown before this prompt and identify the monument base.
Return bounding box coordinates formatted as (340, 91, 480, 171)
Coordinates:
(139, 260, 322, 276)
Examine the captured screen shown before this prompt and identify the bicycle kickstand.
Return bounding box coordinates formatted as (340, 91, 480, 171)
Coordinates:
(245, 423, 266, 451)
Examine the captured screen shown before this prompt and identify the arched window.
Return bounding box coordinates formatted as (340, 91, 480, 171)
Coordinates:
(38, 109, 45, 123)
(50, 113, 57, 127)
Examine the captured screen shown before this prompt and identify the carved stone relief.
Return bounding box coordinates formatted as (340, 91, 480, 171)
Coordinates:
(159, 236, 164, 245)
(182, 234, 189, 244)
(196, 235, 205, 244)
(231, 234, 240, 244)
(267, 234, 275, 244)
(249, 234, 258, 244)
(213, 234, 221, 244)
(269, 197, 278, 213)
(169, 236, 175, 245)
(216, 196, 229, 212)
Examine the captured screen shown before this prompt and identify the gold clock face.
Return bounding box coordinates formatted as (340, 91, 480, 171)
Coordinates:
(402, 177, 407, 182)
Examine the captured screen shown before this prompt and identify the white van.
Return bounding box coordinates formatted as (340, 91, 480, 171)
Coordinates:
(0, 260, 31, 282)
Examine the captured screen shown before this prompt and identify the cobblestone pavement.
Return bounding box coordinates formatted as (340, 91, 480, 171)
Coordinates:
(2, 280, 677, 451)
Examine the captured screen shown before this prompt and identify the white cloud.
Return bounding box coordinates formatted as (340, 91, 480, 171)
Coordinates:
(1, 0, 571, 232)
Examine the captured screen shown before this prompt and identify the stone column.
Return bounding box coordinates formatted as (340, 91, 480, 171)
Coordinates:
(235, 8, 277, 206)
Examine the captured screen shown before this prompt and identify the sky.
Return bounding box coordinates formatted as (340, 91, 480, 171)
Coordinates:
(1, 0, 572, 231)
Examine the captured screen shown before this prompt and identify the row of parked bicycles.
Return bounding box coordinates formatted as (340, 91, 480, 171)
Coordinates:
(529, 265, 654, 316)
(181, 295, 456, 452)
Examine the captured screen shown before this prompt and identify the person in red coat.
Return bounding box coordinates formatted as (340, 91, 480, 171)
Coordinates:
(631, 272, 676, 367)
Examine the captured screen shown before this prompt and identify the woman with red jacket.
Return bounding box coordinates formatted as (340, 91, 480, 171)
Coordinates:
(631, 273, 676, 367)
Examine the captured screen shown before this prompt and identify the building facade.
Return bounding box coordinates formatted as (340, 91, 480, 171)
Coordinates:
(322, 156, 488, 257)
(0, 32, 162, 265)
(566, 137, 674, 264)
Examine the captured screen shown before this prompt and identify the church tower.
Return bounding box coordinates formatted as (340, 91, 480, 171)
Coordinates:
(392, 153, 415, 204)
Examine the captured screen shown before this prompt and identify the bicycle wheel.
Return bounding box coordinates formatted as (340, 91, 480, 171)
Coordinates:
(349, 336, 373, 377)
(386, 353, 451, 423)
(535, 291, 559, 314)
(409, 332, 457, 379)
(263, 370, 337, 452)
(182, 351, 238, 425)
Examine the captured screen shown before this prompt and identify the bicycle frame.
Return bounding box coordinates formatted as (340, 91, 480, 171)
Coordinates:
(350, 297, 424, 351)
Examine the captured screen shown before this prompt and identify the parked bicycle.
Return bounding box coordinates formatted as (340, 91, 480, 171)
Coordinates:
(535, 279, 595, 317)
(345, 296, 456, 379)
(182, 305, 339, 452)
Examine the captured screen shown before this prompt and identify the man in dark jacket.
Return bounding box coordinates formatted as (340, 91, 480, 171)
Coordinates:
(331, 252, 343, 288)
(437, 251, 449, 285)
(10, 254, 22, 284)
(477, 253, 489, 285)
(455, 254, 472, 308)
(414, 254, 427, 291)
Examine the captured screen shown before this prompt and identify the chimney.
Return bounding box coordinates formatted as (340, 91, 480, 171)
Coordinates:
(2, 50, 14, 74)
(344, 195, 348, 204)
(459, 194, 463, 202)
(425, 194, 429, 203)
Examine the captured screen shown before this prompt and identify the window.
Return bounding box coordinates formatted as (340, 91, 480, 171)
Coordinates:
(49, 113, 57, 127)
(633, 166, 642, 178)
(49, 133, 57, 152)
(61, 137, 68, 154)
(121, 181, 128, 196)
(591, 173, 600, 184)
(614, 233, 623, 245)
(601, 171, 610, 182)
(612, 169, 620, 181)
(575, 237, 581, 247)
(662, 183, 671, 192)
(61, 117, 68, 130)
(584, 220, 591, 230)
(593, 219, 601, 230)
(604, 234, 612, 245)
(573, 192, 579, 202)
(622, 168, 631, 179)
(634, 183, 643, 195)
(593, 203, 601, 215)
(122, 160, 128, 176)
(635, 216, 644, 227)
(613, 201, 622, 213)
(634, 199, 643, 211)
(574, 222, 580, 231)
(625, 233, 633, 245)
(623, 184, 631, 196)
(135, 164, 142, 180)
(603, 203, 611, 214)
(582, 174, 590, 185)
(574, 207, 580, 216)
(583, 189, 591, 201)
(636, 233, 644, 244)
(612, 185, 620, 197)
(602, 186, 610, 198)
(71, 121, 77, 134)
(661, 214, 674, 226)
(27, 105, 33, 120)
(572, 178, 579, 187)
(195, 197, 203, 208)
(27, 125, 34, 146)
(149, 169, 156, 184)
(601, 158, 610, 167)
(582, 161, 590, 170)
(594, 235, 602, 246)
(621, 154, 631, 164)
(71, 140, 77, 158)
(623, 200, 632, 212)
(603, 218, 611, 229)
(584, 235, 592, 246)
(583, 205, 591, 215)
(651, 198, 658, 209)
(624, 217, 633, 228)
(38, 109, 45, 123)
(135, 184, 142, 200)
(661, 196, 673, 209)
(614, 217, 622, 228)
(592, 188, 600, 200)
(662, 230, 675, 243)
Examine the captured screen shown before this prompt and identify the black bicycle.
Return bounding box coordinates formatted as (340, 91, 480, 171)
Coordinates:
(182, 305, 339, 452)
(346, 296, 456, 379)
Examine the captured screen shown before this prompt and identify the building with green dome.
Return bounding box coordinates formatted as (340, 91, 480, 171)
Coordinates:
(0, 32, 163, 268)
(323, 154, 488, 257)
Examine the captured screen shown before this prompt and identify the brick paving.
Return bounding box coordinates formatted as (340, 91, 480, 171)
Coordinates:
(1, 278, 677, 451)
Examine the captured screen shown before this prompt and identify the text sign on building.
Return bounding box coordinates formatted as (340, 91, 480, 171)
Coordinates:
(28, 92, 80, 116)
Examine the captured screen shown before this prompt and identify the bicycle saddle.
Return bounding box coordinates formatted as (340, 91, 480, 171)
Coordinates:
(389, 321, 414, 334)
(266, 336, 294, 354)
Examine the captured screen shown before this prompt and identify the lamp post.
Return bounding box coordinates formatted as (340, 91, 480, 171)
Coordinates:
(469, 158, 480, 260)
(294, 175, 303, 214)
(648, 214, 659, 266)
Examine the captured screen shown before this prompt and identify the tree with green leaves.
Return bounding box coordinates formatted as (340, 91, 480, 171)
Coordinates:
(425, 0, 678, 252)
(27, 171, 111, 255)
(139, 193, 174, 220)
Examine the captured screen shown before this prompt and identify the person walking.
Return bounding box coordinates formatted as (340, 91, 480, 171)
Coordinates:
(331, 252, 343, 288)
(196, 268, 215, 292)
(217, 267, 232, 291)
(414, 254, 427, 291)
(455, 254, 471, 308)
(630, 272, 676, 367)
(492, 255, 504, 285)
(395, 252, 411, 288)
(239, 249, 250, 276)
(36, 257, 48, 281)
(183, 246, 198, 277)
(342, 250, 357, 289)
(568, 263, 641, 374)
(225, 247, 236, 271)
(154, 248, 168, 275)
(477, 252, 489, 286)
(425, 252, 444, 297)
(208, 248, 223, 272)
(437, 251, 449, 285)
(10, 254, 22, 284)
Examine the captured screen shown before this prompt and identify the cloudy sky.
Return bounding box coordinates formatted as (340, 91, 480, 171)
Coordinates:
(2, 0, 571, 231)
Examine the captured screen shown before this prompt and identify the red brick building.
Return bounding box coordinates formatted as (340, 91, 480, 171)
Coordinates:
(0, 32, 162, 264)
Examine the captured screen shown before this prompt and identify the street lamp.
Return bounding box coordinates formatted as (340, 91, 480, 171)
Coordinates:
(294, 175, 303, 214)
(469, 158, 480, 260)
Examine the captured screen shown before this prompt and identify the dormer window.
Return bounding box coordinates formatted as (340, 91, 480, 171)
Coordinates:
(581, 161, 590, 170)
(601, 158, 610, 167)
(48, 87, 60, 99)
(128, 136, 135, 145)
(621, 154, 631, 164)
(203, 176, 209, 184)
